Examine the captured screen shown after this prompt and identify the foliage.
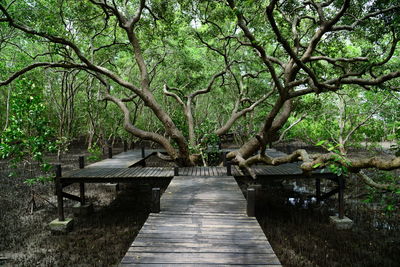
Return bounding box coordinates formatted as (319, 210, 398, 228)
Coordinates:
(363, 171, 400, 212)
(0, 79, 56, 165)
(0, 0, 398, 171)
(314, 140, 351, 176)
(87, 146, 102, 162)
(389, 122, 400, 156)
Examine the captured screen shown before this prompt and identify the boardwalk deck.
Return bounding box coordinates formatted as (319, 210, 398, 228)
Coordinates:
(53, 148, 343, 265)
(61, 164, 333, 183)
(85, 150, 153, 168)
(120, 175, 281, 266)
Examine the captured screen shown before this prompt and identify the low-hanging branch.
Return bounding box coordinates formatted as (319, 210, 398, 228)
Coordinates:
(236, 148, 400, 191)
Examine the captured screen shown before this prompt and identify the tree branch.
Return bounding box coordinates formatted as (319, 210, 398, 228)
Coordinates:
(357, 170, 400, 191)
(226, 0, 285, 93)
(189, 70, 226, 99)
(163, 84, 185, 106)
(0, 62, 86, 86)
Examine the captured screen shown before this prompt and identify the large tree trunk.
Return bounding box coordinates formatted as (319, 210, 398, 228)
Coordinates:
(228, 98, 292, 161)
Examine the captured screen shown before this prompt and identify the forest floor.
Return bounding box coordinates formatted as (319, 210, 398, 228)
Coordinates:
(0, 146, 399, 266)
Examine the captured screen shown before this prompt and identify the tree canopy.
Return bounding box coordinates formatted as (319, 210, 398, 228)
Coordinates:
(0, 0, 399, 182)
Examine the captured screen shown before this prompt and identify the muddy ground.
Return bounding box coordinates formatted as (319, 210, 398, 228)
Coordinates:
(236, 177, 400, 267)
(0, 147, 399, 266)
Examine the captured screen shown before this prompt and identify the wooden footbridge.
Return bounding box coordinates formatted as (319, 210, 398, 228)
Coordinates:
(55, 148, 343, 266)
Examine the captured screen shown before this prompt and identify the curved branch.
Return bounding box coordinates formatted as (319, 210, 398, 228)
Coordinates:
(215, 91, 272, 136)
(0, 62, 86, 86)
(308, 56, 368, 63)
(188, 70, 226, 99)
(0, 62, 51, 86)
(302, 0, 350, 61)
(337, 71, 400, 86)
(357, 170, 400, 191)
(267, 0, 343, 93)
(332, 5, 400, 32)
(163, 84, 184, 106)
(277, 114, 306, 142)
(104, 93, 179, 159)
(226, 0, 285, 93)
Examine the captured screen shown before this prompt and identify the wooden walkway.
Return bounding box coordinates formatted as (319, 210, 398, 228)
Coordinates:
(62, 164, 332, 183)
(85, 149, 153, 168)
(53, 148, 344, 265)
(120, 175, 281, 266)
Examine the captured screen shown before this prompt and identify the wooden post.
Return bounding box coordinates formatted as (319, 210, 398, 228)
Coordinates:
(151, 188, 160, 213)
(78, 156, 85, 169)
(338, 175, 345, 219)
(315, 177, 321, 204)
(223, 152, 227, 166)
(55, 164, 64, 221)
(141, 144, 145, 158)
(123, 140, 128, 152)
(247, 188, 256, 217)
(79, 183, 86, 205)
(226, 162, 232, 176)
(108, 146, 113, 159)
(78, 156, 85, 205)
(174, 167, 179, 176)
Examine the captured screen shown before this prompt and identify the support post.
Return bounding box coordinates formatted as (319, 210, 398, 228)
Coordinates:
(79, 183, 86, 205)
(108, 146, 113, 159)
(151, 188, 160, 213)
(141, 144, 145, 158)
(78, 156, 85, 169)
(55, 164, 64, 221)
(123, 140, 128, 152)
(223, 152, 227, 166)
(174, 167, 179, 176)
(315, 177, 321, 204)
(338, 175, 345, 219)
(78, 156, 86, 206)
(226, 162, 232, 176)
(247, 188, 256, 217)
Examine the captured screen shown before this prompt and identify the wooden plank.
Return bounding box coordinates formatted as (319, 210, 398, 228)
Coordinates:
(129, 245, 275, 254)
(210, 167, 216, 176)
(131, 239, 271, 248)
(124, 264, 281, 267)
(116, 168, 132, 177)
(146, 168, 157, 177)
(126, 167, 142, 177)
(139, 226, 266, 235)
(121, 252, 281, 265)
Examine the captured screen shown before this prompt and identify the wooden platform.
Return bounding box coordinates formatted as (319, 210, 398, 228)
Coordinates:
(62, 167, 174, 183)
(85, 150, 153, 168)
(120, 175, 281, 266)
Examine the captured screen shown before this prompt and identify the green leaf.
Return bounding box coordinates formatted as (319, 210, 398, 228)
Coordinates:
(316, 140, 326, 146)
(313, 163, 322, 168)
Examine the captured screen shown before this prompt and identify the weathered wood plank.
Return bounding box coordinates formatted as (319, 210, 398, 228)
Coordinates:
(129, 245, 275, 254)
(121, 252, 281, 265)
(123, 264, 282, 267)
